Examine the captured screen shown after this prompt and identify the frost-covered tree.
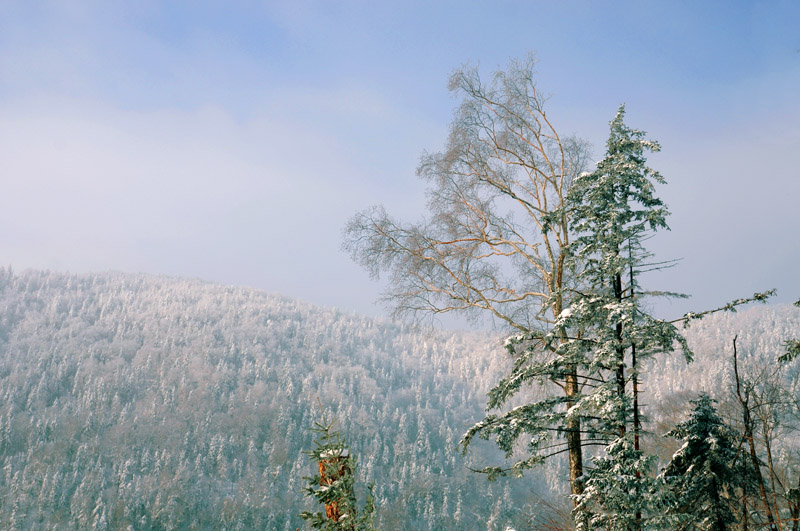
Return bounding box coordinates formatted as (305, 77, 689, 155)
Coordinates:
(301, 410, 375, 530)
(662, 394, 743, 531)
(558, 105, 689, 529)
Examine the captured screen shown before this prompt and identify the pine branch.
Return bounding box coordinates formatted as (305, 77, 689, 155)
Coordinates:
(670, 290, 776, 327)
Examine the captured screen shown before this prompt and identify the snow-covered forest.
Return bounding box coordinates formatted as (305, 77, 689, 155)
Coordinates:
(0, 267, 529, 529)
(0, 267, 797, 529)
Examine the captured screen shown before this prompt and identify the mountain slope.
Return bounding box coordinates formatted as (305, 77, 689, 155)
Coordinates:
(0, 268, 536, 530)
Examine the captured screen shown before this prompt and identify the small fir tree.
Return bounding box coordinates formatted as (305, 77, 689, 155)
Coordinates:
(300, 409, 375, 530)
(661, 394, 743, 531)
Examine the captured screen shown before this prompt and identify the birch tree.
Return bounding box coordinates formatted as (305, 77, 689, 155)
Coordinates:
(344, 54, 591, 499)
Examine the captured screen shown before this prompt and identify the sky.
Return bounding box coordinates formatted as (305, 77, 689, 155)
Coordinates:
(1, 1, 799, 328)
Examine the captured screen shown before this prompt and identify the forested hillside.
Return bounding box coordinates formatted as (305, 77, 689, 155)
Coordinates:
(0, 267, 796, 529)
(0, 267, 541, 530)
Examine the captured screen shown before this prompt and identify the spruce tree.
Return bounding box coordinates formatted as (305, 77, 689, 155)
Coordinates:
(662, 394, 743, 531)
(561, 105, 689, 529)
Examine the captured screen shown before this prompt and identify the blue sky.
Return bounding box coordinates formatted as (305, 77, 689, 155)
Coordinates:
(1, 1, 798, 326)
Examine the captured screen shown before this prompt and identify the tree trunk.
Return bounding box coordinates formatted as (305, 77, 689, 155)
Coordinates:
(709, 475, 726, 531)
(614, 272, 626, 438)
(556, 286, 584, 505)
(762, 427, 783, 531)
(629, 257, 641, 531)
(734, 336, 778, 531)
(565, 365, 584, 502)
